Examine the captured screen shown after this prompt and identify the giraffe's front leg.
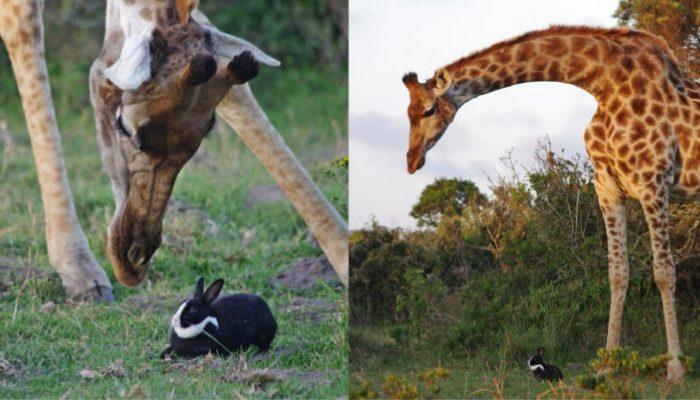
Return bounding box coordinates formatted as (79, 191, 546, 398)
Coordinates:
(595, 187, 629, 350)
(640, 186, 684, 383)
(0, 0, 113, 302)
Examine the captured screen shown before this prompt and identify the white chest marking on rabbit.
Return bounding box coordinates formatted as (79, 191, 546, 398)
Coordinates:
(171, 302, 219, 339)
(529, 363, 545, 372)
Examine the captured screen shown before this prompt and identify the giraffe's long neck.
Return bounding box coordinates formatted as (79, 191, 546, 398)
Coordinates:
(441, 29, 668, 109)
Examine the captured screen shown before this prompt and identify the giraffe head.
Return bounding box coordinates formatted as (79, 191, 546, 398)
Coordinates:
(92, 2, 278, 286)
(403, 69, 458, 174)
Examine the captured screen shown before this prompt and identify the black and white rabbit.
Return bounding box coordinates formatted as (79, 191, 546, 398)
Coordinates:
(160, 277, 277, 359)
(528, 347, 563, 381)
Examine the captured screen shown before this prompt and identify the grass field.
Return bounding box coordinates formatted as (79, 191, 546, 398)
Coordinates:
(350, 324, 699, 399)
(0, 44, 348, 397)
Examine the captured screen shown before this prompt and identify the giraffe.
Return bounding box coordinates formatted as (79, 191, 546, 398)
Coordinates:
(0, 0, 348, 300)
(402, 25, 699, 382)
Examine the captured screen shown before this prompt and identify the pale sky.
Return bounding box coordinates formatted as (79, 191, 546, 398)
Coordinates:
(349, 0, 620, 229)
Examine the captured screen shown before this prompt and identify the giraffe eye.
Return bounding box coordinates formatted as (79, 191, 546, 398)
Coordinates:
(116, 115, 131, 137)
(423, 104, 438, 117)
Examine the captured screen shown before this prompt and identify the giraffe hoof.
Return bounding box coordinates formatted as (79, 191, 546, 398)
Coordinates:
(227, 51, 259, 84)
(67, 284, 114, 304)
(666, 358, 684, 384)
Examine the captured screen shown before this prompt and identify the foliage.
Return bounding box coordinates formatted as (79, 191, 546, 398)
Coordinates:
(575, 348, 695, 398)
(350, 145, 700, 385)
(410, 177, 485, 228)
(614, 0, 700, 78)
(350, 368, 450, 400)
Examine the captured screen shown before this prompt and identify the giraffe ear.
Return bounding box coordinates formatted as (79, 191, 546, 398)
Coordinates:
(191, 10, 281, 67)
(434, 68, 452, 95)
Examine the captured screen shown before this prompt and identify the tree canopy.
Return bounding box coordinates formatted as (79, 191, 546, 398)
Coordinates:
(409, 178, 485, 228)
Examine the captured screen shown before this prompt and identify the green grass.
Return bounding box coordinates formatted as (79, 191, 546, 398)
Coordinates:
(350, 324, 699, 399)
(0, 52, 347, 397)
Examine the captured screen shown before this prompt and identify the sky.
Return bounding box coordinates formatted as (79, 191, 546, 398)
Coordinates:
(349, 0, 621, 229)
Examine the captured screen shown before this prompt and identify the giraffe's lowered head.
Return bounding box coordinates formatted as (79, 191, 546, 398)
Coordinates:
(91, 2, 278, 287)
(403, 69, 458, 174)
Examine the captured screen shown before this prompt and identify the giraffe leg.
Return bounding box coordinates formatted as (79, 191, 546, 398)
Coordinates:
(594, 179, 629, 350)
(0, 0, 113, 302)
(639, 186, 684, 382)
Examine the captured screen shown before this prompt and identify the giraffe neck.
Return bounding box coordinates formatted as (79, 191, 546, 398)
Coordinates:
(439, 27, 670, 109)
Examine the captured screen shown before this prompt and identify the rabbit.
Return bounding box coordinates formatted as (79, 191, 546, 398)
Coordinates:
(528, 347, 564, 382)
(160, 277, 277, 359)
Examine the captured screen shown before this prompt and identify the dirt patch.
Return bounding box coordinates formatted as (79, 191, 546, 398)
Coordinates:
(221, 367, 330, 389)
(162, 197, 218, 250)
(126, 294, 171, 312)
(282, 297, 338, 323)
(271, 256, 340, 290)
(246, 184, 286, 207)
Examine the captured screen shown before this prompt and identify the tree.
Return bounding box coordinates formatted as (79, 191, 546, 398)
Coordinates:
(410, 178, 485, 228)
(615, 0, 700, 77)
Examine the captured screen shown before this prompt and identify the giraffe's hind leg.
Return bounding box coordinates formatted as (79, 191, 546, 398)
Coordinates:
(0, 0, 112, 301)
(638, 183, 684, 382)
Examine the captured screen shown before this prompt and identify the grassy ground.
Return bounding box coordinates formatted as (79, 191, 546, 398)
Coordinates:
(350, 324, 699, 399)
(0, 47, 348, 397)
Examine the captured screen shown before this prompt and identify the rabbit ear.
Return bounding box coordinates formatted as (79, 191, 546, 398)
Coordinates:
(537, 347, 545, 357)
(194, 277, 205, 297)
(203, 279, 224, 304)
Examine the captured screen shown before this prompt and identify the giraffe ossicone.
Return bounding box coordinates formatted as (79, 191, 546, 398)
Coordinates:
(403, 25, 696, 382)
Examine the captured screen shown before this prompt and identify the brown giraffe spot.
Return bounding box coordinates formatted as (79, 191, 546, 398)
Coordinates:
(668, 107, 679, 120)
(651, 103, 664, 118)
(630, 121, 647, 142)
(615, 108, 630, 125)
(568, 55, 586, 78)
(630, 98, 647, 115)
(638, 53, 660, 75)
(570, 36, 587, 52)
(468, 68, 480, 77)
(653, 139, 665, 154)
(644, 115, 655, 125)
(619, 84, 632, 97)
(476, 59, 490, 69)
(541, 37, 567, 57)
(590, 140, 604, 153)
(592, 125, 605, 140)
(608, 98, 622, 114)
(630, 75, 648, 94)
(547, 61, 562, 80)
(617, 159, 632, 174)
(693, 114, 700, 126)
(621, 56, 635, 71)
(639, 149, 654, 168)
(497, 68, 508, 79)
(515, 42, 535, 62)
(533, 57, 548, 71)
(531, 71, 545, 81)
(611, 67, 626, 83)
(583, 45, 600, 61)
(681, 107, 691, 121)
(494, 49, 512, 64)
(617, 144, 630, 158)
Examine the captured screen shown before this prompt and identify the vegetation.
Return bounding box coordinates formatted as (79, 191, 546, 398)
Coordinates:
(350, 143, 700, 398)
(0, 1, 347, 398)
